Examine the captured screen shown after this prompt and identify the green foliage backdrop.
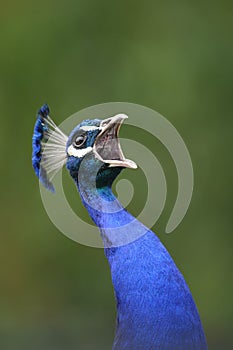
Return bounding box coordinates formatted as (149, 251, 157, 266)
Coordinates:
(0, 1, 232, 349)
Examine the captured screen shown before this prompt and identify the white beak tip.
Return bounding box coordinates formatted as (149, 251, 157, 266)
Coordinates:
(115, 113, 128, 120)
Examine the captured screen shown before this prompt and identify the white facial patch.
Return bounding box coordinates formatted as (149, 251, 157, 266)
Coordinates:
(79, 125, 101, 132)
(67, 145, 93, 158)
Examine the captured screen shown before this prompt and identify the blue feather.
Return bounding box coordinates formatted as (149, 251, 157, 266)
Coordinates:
(32, 109, 207, 348)
(32, 104, 55, 192)
(64, 115, 208, 349)
(75, 178, 207, 349)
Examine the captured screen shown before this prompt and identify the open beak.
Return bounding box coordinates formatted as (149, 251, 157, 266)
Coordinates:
(93, 114, 137, 169)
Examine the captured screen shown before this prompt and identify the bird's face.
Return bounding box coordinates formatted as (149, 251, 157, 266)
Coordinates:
(32, 105, 137, 192)
(66, 114, 137, 186)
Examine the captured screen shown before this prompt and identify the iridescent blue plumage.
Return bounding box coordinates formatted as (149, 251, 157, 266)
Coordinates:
(65, 116, 207, 349)
(32, 108, 207, 349)
(66, 155, 207, 349)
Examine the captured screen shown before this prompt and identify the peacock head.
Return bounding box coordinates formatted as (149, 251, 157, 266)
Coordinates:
(32, 105, 137, 192)
(66, 114, 137, 188)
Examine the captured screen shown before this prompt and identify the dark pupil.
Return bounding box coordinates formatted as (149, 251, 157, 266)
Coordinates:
(74, 136, 85, 147)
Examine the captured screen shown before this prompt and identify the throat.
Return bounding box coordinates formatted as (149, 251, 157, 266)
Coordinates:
(79, 182, 125, 240)
(76, 179, 147, 248)
(68, 158, 147, 247)
(80, 183, 124, 222)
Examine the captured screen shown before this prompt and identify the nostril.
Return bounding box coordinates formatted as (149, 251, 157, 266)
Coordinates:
(101, 119, 111, 128)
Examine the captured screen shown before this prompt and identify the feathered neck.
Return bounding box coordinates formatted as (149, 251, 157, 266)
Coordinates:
(67, 159, 208, 350)
(67, 158, 147, 248)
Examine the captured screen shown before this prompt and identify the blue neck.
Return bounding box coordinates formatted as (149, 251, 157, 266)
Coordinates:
(68, 163, 207, 349)
(74, 179, 148, 247)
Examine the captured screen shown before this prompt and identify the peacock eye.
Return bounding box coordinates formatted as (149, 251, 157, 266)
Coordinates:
(73, 135, 86, 148)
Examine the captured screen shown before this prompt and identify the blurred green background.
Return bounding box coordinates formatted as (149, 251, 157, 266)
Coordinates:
(0, 0, 232, 349)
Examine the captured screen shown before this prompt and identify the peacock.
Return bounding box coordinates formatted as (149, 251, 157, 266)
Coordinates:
(32, 104, 207, 350)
